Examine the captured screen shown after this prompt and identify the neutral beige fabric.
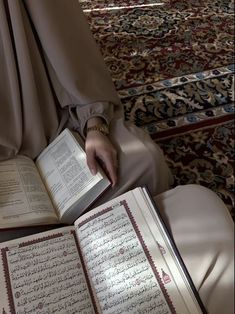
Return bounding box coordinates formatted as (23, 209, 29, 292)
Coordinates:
(0, 0, 172, 199)
(0, 0, 120, 160)
(96, 117, 174, 205)
(154, 185, 234, 314)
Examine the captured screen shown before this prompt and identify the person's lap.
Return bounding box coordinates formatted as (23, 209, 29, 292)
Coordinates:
(154, 184, 234, 314)
(1, 121, 233, 313)
(103, 120, 234, 313)
(92, 118, 173, 207)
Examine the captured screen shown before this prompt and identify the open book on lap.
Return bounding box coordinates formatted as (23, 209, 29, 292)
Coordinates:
(0, 187, 207, 313)
(0, 129, 110, 229)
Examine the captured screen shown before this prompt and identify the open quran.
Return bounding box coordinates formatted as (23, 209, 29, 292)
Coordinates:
(0, 187, 206, 313)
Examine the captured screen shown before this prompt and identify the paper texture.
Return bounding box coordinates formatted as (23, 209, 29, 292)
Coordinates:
(75, 188, 203, 313)
(0, 187, 204, 313)
(0, 227, 96, 313)
(0, 156, 57, 228)
(36, 129, 103, 217)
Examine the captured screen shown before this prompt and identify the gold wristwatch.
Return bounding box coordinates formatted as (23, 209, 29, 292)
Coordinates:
(86, 123, 109, 136)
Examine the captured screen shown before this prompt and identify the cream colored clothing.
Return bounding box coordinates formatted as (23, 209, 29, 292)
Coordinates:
(0, 0, 172, 198)
(0, 0, 120, 159)
(155, 185, 234, 314)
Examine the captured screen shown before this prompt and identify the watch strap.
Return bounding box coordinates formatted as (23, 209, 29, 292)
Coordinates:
(86, 124, 109, 136)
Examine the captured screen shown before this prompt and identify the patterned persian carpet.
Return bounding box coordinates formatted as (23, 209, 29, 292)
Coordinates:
(80, 0, 235, 217)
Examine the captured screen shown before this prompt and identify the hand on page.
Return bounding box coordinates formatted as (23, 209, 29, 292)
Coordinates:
(85, 131, 118, 187)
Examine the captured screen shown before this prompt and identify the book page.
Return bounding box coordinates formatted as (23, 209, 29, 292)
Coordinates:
(74, 188, 203, 314)
(0, 156, 58, 228)
(135, 189, 205, 313)
(36, 129, 105, 218)
(0, 227, 97, 313)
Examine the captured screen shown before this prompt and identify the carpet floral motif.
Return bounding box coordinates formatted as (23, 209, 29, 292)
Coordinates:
(121, 68, 234, 132)
(83, 0, 234, 90)
(157, 120, 235, 215)
(81, 0, 235, 216)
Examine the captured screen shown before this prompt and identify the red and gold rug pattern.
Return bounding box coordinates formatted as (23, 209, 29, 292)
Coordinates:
(80, 0, 235, 216)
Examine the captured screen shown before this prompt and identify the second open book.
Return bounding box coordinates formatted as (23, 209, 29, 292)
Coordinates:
(0, 187, 206, 313)
(0, 129, 110, 229)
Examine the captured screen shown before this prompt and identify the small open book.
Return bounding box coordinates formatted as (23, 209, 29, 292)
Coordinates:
(0, 129, 110, 228)
(0, 187, 206, 313)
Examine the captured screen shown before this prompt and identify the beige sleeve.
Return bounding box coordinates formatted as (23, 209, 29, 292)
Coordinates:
(24, 0, 121, 134)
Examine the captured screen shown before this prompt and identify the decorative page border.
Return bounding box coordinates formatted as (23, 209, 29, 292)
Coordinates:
(78, 200, 176, 313)
(1, 246, 14, 314)
(1, 232, 98, 314)
(71, 230, 99, 313)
